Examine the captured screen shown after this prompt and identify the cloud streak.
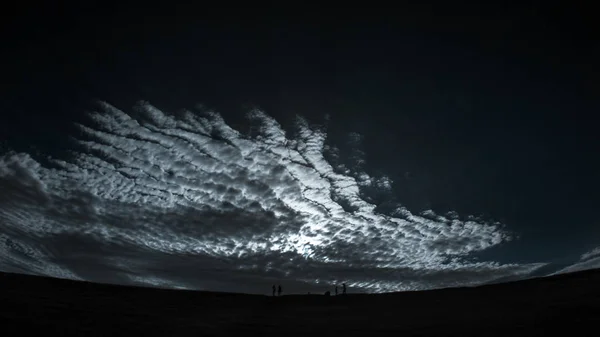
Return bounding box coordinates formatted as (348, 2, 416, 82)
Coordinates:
(0, 101, 545, 293)
(552, 247, 600, 275)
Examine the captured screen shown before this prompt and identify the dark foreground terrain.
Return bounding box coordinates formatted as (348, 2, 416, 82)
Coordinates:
(1, 270, 600, 336)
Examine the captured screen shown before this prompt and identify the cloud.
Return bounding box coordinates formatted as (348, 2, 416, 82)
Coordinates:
(0, 101, 546, 293)
(551, 246, 600, 275)
(581, 247, 600, 261)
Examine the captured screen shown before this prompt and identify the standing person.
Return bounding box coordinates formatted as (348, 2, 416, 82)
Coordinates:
(278, 284, 282, 296)
(272, 284, 276, 296)
(335, 285, 338, 296)
(342, 283, 346, 295)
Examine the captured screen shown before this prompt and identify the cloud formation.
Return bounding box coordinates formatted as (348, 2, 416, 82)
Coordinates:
(552, 247, 600, 275)
(0, 101, 546, 293)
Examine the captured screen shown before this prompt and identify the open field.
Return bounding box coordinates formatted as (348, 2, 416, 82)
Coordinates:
(1, 269, 599, 336)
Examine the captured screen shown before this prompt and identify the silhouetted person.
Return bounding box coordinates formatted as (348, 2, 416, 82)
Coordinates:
(342, 283, 346, 295)
(324, 290, 330, 296)
(335, 285, 338, 296)
(272, 284, 276, 296)
(278, 285, 282, 296)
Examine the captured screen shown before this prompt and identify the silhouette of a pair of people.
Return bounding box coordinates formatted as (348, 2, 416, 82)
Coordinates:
(272, 284, 282, 296)
(335, 283, 347, 296)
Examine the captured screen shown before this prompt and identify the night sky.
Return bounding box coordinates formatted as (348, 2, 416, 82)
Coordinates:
(1, 3, 599, 294)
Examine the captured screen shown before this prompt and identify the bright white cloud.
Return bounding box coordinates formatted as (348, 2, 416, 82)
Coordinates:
(0, 101, 546, 293)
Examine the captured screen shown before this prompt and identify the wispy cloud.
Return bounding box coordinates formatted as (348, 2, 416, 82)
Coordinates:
(0, 101, 545, 293)
(552, 246, 600, 275)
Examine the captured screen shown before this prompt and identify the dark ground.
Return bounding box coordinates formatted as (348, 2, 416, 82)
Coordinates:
(1, 270, 599, 336)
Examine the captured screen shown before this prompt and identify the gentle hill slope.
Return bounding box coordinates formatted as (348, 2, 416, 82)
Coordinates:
(1, 270, 600, 336)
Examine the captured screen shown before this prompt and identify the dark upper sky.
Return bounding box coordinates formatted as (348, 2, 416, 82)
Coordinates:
(0, 3, 599, 293)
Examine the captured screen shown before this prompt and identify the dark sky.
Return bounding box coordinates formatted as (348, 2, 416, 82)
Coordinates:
(1, 3, 599, 293)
